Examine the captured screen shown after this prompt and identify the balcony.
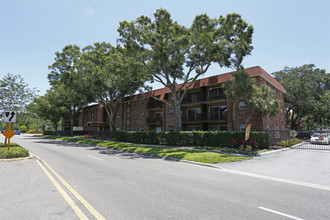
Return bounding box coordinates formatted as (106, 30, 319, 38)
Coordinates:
(208, 93, 226, 101)
(182, 112, 228, 123)
(182, 93, 206, 105)
(181, 92, 226, 105)
(147, 101, 163, 109)
(182, 112, 208, 123)
(146, 117, 163, 124)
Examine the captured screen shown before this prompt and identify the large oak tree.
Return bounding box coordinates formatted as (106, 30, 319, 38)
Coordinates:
(118, 8, 253, 131)
(273, 64, 330, 130)
(80, 42, 147, 136)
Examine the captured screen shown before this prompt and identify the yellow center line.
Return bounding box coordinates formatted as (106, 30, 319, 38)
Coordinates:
(32, 153, 106, 220)
(36, 160, 89, 220)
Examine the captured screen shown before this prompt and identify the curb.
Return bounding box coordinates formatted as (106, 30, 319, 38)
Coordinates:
(290, 142, 308, 149)
(258, 148, 291, 156)
(0, 154, 33, 162)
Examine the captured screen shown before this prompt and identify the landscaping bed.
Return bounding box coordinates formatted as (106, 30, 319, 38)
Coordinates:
(0, 143, 29, 159)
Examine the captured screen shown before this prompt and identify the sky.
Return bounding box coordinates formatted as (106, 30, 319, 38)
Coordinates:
(1, 0, 329, 96)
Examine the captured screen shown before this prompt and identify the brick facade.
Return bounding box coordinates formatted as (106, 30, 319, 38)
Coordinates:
(77, 66, 288, 143)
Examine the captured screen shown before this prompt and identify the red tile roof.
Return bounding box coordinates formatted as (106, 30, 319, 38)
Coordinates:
(132, 66, 286, 100)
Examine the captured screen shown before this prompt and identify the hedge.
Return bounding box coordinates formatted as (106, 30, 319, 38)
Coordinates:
(117, 131, 270, 149)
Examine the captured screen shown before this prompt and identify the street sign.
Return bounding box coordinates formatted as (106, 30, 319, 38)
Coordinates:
(3, 129, 15, 139)
(3, 111, 17, 123)
(289, 130, 297, 138)
(2, 122, 15, 151)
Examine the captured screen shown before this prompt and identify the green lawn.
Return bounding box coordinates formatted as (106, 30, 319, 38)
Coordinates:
(39, 135, 251, 164)
(0, 143, 29, 159)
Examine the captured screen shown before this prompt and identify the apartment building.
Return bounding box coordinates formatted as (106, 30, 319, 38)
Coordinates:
(77, 66, 288, 142)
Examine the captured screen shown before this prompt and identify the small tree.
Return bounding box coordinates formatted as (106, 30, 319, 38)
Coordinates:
(118, 9, 253, 131)
(28, 88, 69, 130)
(223, 69, 254, 131)
(245, 85, 280, 125)
(0, 73, 37, 112)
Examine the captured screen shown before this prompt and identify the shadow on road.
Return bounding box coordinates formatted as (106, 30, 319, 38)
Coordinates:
(27, 136, 182, 162)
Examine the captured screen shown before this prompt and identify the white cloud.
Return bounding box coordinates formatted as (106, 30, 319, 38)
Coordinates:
(85, 5, 94, 15)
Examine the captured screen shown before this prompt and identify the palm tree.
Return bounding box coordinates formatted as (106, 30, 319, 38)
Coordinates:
(224, 69, 254, 131)
(245, 85, 280, 125)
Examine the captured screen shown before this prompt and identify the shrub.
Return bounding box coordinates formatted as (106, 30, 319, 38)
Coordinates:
(19, 125, 27, 133)
(117, 130, 270, 149)
(0, 144, 29, 159)
(43, 130, 58, 135)
(276, 138, 302, 147)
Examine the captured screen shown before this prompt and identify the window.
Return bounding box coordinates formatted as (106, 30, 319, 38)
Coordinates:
(210, 107, 220, 121)
(155, 112, 163, 119)
(168, 126, 174, 131)
(117, 116, 120, 120)
(187, 91, 201, 103)
(240, 124, 246, 132)
(239, 101, 249, 110)
(187, 108, 201, 122)
(210, 106, 227, 121)
(126, 102, 131, 130)
(140, 113, 144, 118)
(209, 88, 225, 100)
(139, 127, 145, 131)
(155, 127, 162, 132)
(169, 109, 174, 115)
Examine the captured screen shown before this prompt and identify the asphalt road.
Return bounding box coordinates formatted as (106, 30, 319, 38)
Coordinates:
(1, 134, 330, 220)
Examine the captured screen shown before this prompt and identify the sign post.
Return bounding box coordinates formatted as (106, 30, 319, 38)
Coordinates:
(2, 111, 17, 151)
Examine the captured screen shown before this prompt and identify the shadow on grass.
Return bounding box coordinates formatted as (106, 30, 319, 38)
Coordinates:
(30, 135, 250, 164)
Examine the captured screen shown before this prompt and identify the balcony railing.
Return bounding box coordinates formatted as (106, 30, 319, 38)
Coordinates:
(146, 117, 163, 124)
(147, 102, 163, 109)
(182, 93, 206, 104)
(182, 113, 207, 123)
(208, 93, 226, 101)
(182, 92, 226, 105)
(182, 112, 227, 123)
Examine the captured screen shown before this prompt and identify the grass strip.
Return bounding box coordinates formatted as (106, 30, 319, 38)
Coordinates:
(39, 136, 250, 164)
(0, 143, 29, 159)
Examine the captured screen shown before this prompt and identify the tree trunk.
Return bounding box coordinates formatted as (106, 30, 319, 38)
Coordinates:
(290, 110, 295, 130)
(245, 110, 254, 126)
(232, 101, 237, 131)
(174, 101, 182, 131)
(109, 113, 116, 138)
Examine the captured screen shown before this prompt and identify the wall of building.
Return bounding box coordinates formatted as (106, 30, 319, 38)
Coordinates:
(77, 67, 289, 143)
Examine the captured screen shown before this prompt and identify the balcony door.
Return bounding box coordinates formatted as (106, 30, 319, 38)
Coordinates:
(187, 108, 201, 122)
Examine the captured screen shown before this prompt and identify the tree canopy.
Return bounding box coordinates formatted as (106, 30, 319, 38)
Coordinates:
(273, 64, 330, 130)
(0, 73, 38, 112)
(245, 85, 280, 125)
(80, 42, 147, 135)
(118, 8, 253, 130)
(223, 69, 254, 131)
(48, 45, 95, 132)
